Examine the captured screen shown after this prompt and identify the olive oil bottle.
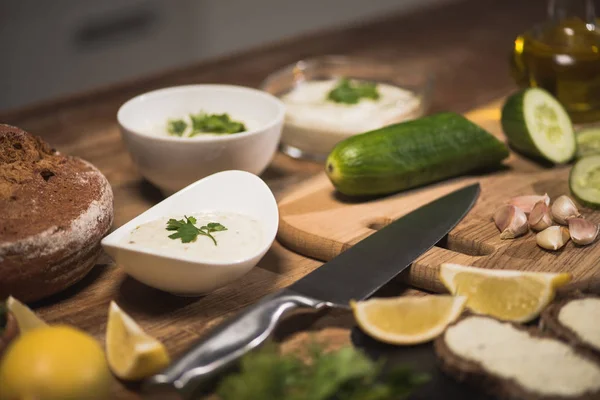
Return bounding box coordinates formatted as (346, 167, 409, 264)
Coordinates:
(511, 0, 600, 123)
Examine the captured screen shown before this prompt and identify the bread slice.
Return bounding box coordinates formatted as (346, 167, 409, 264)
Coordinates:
(434, 315, 600, 400)
(542, 295, 600, 357)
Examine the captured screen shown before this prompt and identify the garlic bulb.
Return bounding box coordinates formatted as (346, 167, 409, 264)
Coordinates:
(551, 195, 581, 225)
(536, 226, 570, 251)
(568, 218, 600, 246)
(508, 193, 550, 214)
(494, 205, 529, 239)
(528, 201, 553, 232)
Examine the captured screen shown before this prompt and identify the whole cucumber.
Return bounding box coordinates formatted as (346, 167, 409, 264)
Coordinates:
(325, 112, 509, 196)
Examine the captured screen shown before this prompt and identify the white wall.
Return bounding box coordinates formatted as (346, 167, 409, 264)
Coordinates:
(0, 0, 452, 111)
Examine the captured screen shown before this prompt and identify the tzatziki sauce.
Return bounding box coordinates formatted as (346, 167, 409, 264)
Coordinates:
(122, 212, 263, 262)
(280, 78, 422, 157)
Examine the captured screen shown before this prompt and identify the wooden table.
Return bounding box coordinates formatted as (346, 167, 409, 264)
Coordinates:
(0, 0, 547, 398)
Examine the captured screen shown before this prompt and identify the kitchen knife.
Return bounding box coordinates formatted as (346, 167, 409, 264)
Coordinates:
(143, 183, 480, 398)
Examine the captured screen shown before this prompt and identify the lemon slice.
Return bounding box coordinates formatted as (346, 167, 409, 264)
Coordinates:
(350, 295, 467, 345)
(6, 296, 47, 332)
(106, 301, 170, 381)
(439, 263, 572, 323)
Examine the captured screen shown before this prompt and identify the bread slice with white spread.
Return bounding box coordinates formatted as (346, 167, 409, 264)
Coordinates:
(434, 315, 600, 400)
(542, 295, 600, 357)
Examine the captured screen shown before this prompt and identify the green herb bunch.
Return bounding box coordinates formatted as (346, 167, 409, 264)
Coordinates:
(327, 78, 380, 105)
(166, 216, 227, 245)
(216, 343, 428, 400)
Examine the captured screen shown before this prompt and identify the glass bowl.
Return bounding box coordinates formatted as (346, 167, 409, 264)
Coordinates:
(260, 55, 434, 161)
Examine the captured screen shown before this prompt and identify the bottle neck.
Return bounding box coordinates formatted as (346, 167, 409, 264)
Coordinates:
(547, 0, 596, 25)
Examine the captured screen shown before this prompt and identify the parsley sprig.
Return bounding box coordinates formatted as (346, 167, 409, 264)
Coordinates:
(167, 112, 246, 137)
(166, 216, 227, 245)
(190, 112, 246, 136)
(167, 119, 188, 136)
(327, 78, 380, 105)
(216, 343, 429, 400)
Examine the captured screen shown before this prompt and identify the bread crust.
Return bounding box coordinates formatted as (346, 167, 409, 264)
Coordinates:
(0, 125, 113, 302)
(541, 294, 600, 358)
(434, 314, 600, 400)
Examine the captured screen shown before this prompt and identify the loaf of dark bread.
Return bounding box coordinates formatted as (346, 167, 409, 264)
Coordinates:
(434, 315, 600, 400)
(0, 124, 113, 302)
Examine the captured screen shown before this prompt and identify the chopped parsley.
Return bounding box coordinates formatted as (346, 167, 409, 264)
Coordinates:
(166, 216, 227, 245)
(327, 78, 380, 105)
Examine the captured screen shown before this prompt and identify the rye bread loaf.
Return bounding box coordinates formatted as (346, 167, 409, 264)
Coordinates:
(0, 124, 113, 302)
(434, 315, 600, 400)
(541, 295, 600, 357)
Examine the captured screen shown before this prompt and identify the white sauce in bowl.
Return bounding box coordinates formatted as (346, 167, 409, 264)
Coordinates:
(280, 79, 422, 157)
(122, 212, 263, 262)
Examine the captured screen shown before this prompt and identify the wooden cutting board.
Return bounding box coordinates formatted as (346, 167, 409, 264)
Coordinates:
(277, 100, 600, 293)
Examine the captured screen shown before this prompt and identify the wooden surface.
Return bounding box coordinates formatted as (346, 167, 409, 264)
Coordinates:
(0, 0, 554, 398)
(277, 101, 600, 294)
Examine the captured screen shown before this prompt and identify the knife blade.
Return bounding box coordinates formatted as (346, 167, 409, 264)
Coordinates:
(288, 183, 480, 306)
(143, 183, 480, 399)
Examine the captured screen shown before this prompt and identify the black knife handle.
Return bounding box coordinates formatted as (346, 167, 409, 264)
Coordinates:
(142, 288, 330, 399)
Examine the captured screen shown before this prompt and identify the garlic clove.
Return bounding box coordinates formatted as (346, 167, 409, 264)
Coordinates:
(551, 195, 581, 225)
(536, 226, 570, 251)
(528, 201, 553, 232)
(494, 205, 529, 239)
(568, 218, 600, 246)
(494, 205, 513, 232)
(508, 193, 550, 214)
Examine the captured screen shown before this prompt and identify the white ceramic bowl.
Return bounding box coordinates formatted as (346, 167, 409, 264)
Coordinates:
(101, 170, 278, 296)
(117, 84, 286, 195)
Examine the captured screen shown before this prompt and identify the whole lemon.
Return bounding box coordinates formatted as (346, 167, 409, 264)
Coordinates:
(0, 325, 112, 400)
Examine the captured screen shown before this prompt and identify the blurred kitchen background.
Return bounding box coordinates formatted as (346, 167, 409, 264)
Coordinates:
(0, 0, 455, 112)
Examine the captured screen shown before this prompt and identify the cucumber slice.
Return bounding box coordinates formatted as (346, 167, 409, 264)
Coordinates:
(501, 88, 576, 164)
(576, 126, 600, 158)
(570, 155, 600, 209)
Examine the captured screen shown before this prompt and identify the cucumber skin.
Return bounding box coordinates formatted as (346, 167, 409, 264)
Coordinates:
(326, 112, 509, 196)
(569, 156, 600, 209)
(501, 90, 544, 159)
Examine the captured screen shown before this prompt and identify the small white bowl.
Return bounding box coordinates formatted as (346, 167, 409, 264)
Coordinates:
(100, 170, 278, 296)
(117, 84, 286, 195)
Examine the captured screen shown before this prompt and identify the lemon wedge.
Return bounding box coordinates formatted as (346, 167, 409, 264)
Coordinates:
(350, 295, 466, 345)
(439, 263, 572, 323)
(6, 296, 47, 332)
(105, 301, 170, 381)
